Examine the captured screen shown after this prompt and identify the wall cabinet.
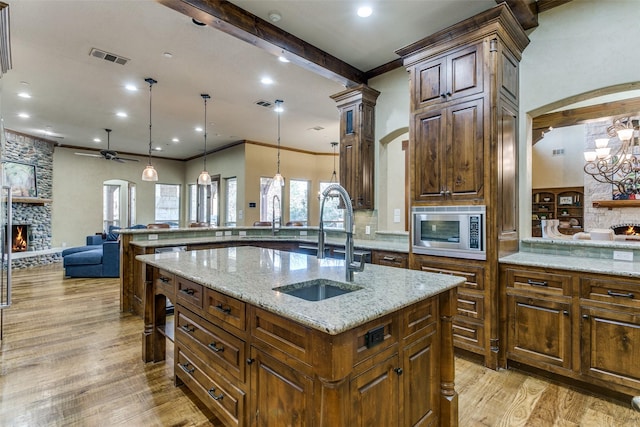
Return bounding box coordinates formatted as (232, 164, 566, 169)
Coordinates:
(532, 187, 584, 237)
(330, 85, 380, 210)
(500, 263, 640, 397)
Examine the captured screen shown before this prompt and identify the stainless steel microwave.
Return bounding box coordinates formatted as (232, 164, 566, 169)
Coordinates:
(412, 205, 486, 260)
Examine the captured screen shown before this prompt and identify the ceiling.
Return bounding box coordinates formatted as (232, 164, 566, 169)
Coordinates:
(2, 0, 509, 161)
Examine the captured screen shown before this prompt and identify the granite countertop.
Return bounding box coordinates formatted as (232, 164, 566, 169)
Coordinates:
(128, 233, 409, 254)
(500, 251, 640, 278)
(137, 246, 461, 335)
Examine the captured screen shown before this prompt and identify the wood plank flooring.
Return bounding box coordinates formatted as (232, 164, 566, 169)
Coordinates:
(0, 264, 638, 426)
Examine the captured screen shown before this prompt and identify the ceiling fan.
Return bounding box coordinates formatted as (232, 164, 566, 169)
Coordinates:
(75, 129, 139, 163)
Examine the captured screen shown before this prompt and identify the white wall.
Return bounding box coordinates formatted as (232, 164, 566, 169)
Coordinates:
(519, 0, 640, 236)
(532, 125, 585, 189)
(52, 147, 184, 247)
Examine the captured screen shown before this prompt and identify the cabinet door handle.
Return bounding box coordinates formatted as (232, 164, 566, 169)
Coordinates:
(444, 190, 451, 195)
(180, 362, 194, 374)
(607, 290, 634, 299)
(215, 304, 232, 314)
(446, 91, 452, 97)
(382, 256, 396, 262)
(527, 279, 548, 287)
(180, 288, 195, 296)
(563, 310, 569, 316)
(208, 342, 225, 353)
(582, 314, 589, 320)
(440, 93, 447, 99)
(180, 324, 195, 333)
(208, 387, 224, 401)
(439, 190, 446, 195)
(394, 368, 403, 375)
(159, 276, 171, 283)
(246, 358, 255, 365)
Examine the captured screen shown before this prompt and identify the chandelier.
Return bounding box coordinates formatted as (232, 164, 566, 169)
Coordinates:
(583, 117, 640, 196)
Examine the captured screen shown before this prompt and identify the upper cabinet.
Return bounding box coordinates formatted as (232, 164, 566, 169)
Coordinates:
(412, 42, 484, 111)
(331, 85, 380, 210)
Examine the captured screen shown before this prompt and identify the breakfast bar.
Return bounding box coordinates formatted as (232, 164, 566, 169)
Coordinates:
(137, 246, 463, 426)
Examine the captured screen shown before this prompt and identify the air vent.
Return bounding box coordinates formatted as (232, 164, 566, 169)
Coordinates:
(89, 48, 129, 65)
(552, 148, 565, 156)
(255, 100, 273, 108)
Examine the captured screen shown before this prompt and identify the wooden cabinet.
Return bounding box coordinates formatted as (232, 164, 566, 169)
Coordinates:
(411, 42, 484, 110)
(146, 265, 456, 426)
(412, 97, 484, 202)
(330, 85, 380, 210)
(532, 187, 584, 237)
(500, 263, 640, 397)
(371, 250, 408, 269)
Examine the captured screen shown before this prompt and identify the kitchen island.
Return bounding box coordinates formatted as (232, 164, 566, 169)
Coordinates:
(138, 246, 463, 426)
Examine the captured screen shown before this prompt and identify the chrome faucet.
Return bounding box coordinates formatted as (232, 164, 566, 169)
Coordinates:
(272, 194, 281, 235)
(318, 183, 365, 282)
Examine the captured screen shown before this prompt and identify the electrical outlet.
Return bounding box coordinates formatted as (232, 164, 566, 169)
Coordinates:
(239, 230, 247, 237)
(215, 231, 223, 237)
(299, 230, 307, 236)
(613, 250, 633, 261)
(365, 226, 371, 235)
(148, 234, 158, 240)
(224, 230, 232, 236)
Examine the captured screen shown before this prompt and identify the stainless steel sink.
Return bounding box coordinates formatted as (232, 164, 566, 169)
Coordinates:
(273, 279, 363, 301)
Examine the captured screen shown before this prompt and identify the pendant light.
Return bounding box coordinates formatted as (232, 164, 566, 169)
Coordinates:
(329, 141, 338, 183)
(197, 93, 212, 185)
(141, 77, 158, 182)
(272, 99, 285, 187)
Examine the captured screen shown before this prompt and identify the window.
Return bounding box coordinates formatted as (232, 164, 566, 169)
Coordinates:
(155, 184, 180, 226)
(103, 184, 120, 232)
(289, 179, 309, 225)
(319, 182, 345, 229)
(188, 184, 197, 223)
(188, 177, 220, 226)
(260, 177, 282, 222)
(225, 177, 237, 226)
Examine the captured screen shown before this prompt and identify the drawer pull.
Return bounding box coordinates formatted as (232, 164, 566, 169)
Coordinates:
(527, 279, 548, 287)
(215, 304, 232, 314)
(180, 288, 195, 296)
(181, 324, 195, 333)
(159, 276, 171, 283)
(208, 342, 225, 353)
(247, 358, 255, 365)
(208, 387, 224, 401)
(382, 256, 396, 262)
(394, 368, 403, 376)
(607, 290, 634, 299)
(563, 310, 569, 316)
(180, 362, 194, 374)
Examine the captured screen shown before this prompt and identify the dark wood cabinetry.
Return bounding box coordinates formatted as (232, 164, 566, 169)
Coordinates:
(331, 85, 380, 210)
(371, 250, 408, 269)
(400, 4, 529, 369)
(501, 263, 640, 397)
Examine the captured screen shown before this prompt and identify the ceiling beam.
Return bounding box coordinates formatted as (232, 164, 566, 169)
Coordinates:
(499, 0, 538, 30)
(532, 96, 640, 144)
(537, 0, 573, 14)
(157, 0, 366, 88)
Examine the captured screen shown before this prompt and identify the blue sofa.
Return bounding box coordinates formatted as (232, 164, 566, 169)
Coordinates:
(62, 234, 120, 278)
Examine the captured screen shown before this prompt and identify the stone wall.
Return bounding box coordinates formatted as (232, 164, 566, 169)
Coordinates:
(4, 130, 59, 268)
(583, 122, 640, 231)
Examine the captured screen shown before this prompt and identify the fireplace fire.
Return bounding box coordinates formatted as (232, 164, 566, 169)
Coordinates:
(611, 224, 640, 240)
(11, 224, 31, 253)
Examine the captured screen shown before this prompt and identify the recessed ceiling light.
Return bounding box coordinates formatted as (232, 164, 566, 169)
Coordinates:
(125, 84, 138, 91)
(93, 138, 101, 143)
(278, 56, 290, 63)
(172, 138, 180, 143)
(18, 112, 29, 119)
(20, 81, 30, 86)
(357, 6, 372, 17)
(116, 111, 128, 118)
(268, 11, 281, 22)
(195, 126, 203, 132)
(261, 77, 274, 85)
(18, 92, 31, 99)
(163, 52, 173, 58)
(154, 146, 163, 151)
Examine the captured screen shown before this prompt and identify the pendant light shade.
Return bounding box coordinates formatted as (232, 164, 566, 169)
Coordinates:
(142, 77, 158, 182)
(273, 99, 285, 187)
(197, 93, 212, 185)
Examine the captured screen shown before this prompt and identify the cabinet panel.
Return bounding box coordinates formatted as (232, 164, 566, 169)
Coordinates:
(176, 277, 204, 311)
(449, 43, 483, 100)
(350, 354, 399, 427)
(402, 332, 438, 427)
(581, 306, 640, 390)
(507, 295, 572, 370)
(413, 110, 445, 201)
(505, 268, 571, 296)
(581, 276, 640, 310)
(205, 288, 246, 332)
(251, 307, 312, 365)
(451, 316, 485, 353)
(413, 257, 484, 291)
(371, 250, 408, 269)
(251, 347, 314, 427)
(415, 56, 446, 109)
(456, 290, 484, 320)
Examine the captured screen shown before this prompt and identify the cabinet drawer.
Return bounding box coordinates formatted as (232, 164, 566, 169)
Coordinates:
(175, 345, 245, 427)
(402, 297, 436, 343)
(505, 268, 571, 296)
(175, 306, 246, 383)
(251, 307, 313, 364)
(205, 289, 246, 332)
(581, 276, 640, 310)
(154, 269, 175, 297)
(372, 251, 408, 269)
(416, 261, 484, 291)
(456, 291, 484, 320)
(176, 276, 204, 311)
(452, 316, 485, 354)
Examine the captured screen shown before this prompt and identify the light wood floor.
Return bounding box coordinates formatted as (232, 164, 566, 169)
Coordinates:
(0, 264, 638, 426)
